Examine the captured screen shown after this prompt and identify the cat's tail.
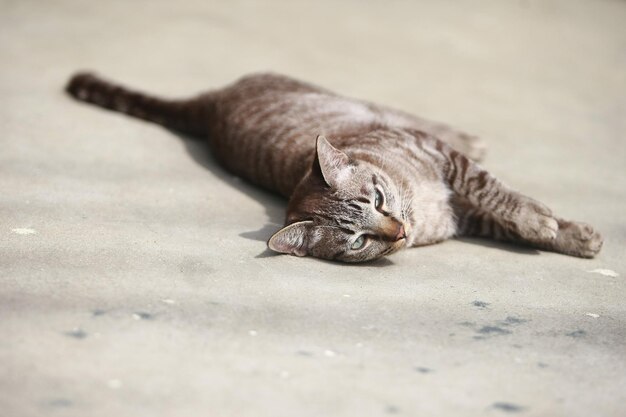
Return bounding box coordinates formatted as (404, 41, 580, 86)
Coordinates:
(65, 72, 210, 136)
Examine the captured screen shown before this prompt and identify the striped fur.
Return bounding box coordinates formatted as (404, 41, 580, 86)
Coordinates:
(66, 72, 603, 262)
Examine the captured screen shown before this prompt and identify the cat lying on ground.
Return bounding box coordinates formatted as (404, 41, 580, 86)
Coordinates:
(66, 72, 603, 262)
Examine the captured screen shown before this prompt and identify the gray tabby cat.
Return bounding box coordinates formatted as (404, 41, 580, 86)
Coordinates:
(66, 72, 603, 262)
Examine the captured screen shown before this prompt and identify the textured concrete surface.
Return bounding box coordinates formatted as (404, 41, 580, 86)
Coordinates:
(1, 0, 625, 416)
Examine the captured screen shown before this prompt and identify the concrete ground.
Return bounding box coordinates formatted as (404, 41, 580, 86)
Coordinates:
(1, 0, 625, 416)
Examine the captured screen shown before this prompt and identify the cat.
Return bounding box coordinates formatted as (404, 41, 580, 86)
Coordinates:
(65, 72, 603, 262)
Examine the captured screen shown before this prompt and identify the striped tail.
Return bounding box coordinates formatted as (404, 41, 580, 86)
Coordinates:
(65, 72, 210, 136)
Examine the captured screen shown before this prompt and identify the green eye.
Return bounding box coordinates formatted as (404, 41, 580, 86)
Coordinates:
(351, 235, 366, 250)
(374, 189, 384, 209)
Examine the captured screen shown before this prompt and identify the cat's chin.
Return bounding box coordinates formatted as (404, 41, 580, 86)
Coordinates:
(388, 239, 407, 255)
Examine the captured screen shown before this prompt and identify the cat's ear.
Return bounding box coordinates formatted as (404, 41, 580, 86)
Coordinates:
(267, 220, 313, 257)
(313, 135, 352, 188)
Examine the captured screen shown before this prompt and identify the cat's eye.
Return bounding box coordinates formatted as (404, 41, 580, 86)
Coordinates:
(374, 189, 384, 209)
(351, 235, 367, 250)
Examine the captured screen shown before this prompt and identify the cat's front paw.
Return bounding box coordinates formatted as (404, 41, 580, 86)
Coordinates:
(511, 199, 558, 243)
(553, 220, 603, 258)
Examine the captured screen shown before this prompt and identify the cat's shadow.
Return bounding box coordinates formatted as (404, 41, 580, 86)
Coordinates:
(174, 132, 541, 262)
(173, 132, 285, 254)
(455, 237, 540, 256)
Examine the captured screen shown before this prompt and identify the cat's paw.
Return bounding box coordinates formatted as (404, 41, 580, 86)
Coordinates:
(511, 199, 558, 243)
(553, 220, 603, 258)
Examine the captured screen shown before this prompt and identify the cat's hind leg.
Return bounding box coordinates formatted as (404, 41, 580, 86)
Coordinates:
(396, 118, 487, 161)
(431, 128, 487, 162)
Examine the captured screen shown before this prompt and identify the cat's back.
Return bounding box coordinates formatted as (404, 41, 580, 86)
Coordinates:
(207, 73, 387, 195)
(210, 73, 440, 145)
(210, 72, 381, 134)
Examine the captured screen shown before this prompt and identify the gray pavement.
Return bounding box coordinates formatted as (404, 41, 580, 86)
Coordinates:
(1, 1, 625, 416)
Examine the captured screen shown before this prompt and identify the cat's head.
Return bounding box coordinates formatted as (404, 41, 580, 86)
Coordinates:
(268, 135, 409, 262)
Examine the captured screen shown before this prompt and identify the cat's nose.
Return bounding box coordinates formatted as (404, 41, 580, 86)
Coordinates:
(394, 224, 406, 242)
(378, 218, 406, 242)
